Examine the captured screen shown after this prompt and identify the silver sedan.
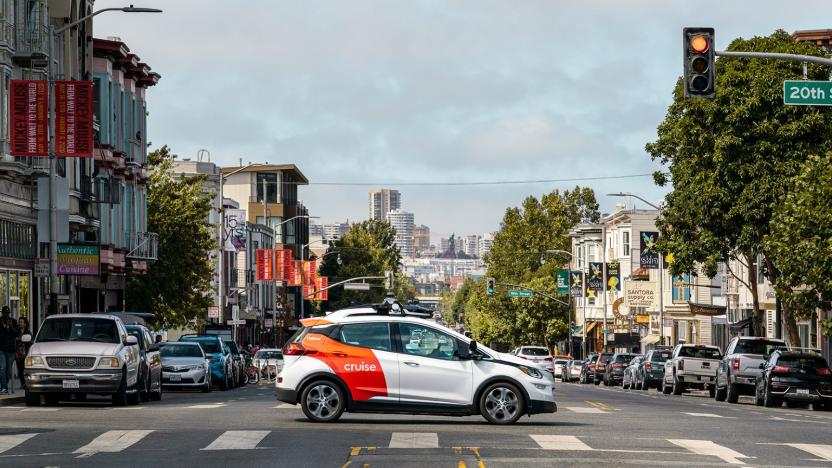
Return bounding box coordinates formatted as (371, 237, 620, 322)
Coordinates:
(160, 342, 212, 392)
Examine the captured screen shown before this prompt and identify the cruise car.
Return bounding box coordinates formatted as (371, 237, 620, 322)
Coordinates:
(755, 350, 832, 410)
(160, 342, 212, 392)
(274, 300, 557, 424)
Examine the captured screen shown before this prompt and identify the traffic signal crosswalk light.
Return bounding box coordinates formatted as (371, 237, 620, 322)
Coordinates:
(683, 27, 715, 98)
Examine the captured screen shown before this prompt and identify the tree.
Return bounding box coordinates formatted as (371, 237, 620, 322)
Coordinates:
(126, 146, 217, 330)
(441, 277, 475, 325)
(646, 30, 832, 343)
(317, 219, 415, 311)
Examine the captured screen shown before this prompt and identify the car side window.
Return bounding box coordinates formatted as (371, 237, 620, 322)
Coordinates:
(337, 323, 392, 352)
(398, 323, 459, 361)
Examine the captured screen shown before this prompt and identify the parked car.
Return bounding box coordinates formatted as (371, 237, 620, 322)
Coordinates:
(580, 354, 598, 384)
(564, 359, 585, 382)
(593, 352, 614, 385)
(23, 314, 142, 406)
(636, 348, 673, 390)
(160, 342, 212, 392)
(254, 348, 284, 380)
(622, 356, 643, 389)
(179, 335, 234, 390)
(604, 353, 639, 386)
(662, 344, 722, 396)
(125, 324, 163, 402)
(715, 336, 786, 403)
(755, 350, 832, 410)
(553, 359, 570, 379)
(224, 340, 246, 386)
(515, 346, 554, 374)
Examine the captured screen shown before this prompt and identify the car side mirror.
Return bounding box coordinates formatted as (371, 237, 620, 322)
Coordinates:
(155, 335, 162, 344)
(759, 363, 766, 369)
(21, 333, 32, 343)
(468, 340, 478, 354)
(125, 335, 139, 346)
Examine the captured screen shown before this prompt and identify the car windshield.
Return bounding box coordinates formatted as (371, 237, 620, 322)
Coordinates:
(181, 339, 220, 354)
(160, 344, 203, 358)
(651, 351, 672, 362)
(678, 347, 721, 359)
(36, 318, 120, 344)
(554, 360, 569, 365)
(616, 354, 636, 363)
(255, 351, 283, 360)
(734, 339, 784, 355)
(571, 360, 585, 366)
(224, 342, 239, 353)
(521, 348, 549, 356)
(598, 353, 613, 363)
(777, 356, 828, 370)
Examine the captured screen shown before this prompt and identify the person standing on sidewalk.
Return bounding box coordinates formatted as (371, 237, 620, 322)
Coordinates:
(16, 317, 32, 390)
(0, 307, 19, 394)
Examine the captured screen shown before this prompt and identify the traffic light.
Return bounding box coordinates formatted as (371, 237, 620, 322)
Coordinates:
(683, 27, 715, 98)
(486, 277, 495, 296)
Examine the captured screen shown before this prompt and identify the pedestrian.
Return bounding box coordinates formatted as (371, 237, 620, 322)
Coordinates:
(16, 316, 32, 390)
(0, 307, 19, 394)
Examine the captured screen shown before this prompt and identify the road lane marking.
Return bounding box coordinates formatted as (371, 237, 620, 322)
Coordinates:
(0, 433, 38, 453)
(681, 412, 732, 418)
(388, 432, 438, 448)
(186, 403, 226, 409)
(21, 408, 59, 412)
(563, 407, 606, 414)
(782, 444, 832, 461)
(74, 430, 154, 455)
(668, 439, 750, 465)
(584, 400, 611, 410)
(203, 430, 270, 450)
(530, 435, 592, 451)
(273, 403, 296, 409)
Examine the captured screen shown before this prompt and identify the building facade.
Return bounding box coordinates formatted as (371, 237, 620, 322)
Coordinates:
(463, 234, 480, 258)
(368, 188, 400, 221)
(412, 224, 430, 256)
(478, 233, 494, 258)
(387, 208, 414, 258)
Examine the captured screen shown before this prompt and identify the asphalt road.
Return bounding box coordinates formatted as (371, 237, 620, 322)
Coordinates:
(0, 379, 831, 467)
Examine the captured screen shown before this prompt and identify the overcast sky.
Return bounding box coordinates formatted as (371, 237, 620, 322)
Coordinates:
(94, 0, 826, 239)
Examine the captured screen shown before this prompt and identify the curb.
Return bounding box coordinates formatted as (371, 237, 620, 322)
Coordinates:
(0, 396, 25, 406)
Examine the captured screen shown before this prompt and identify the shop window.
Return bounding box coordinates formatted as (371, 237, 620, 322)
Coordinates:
(672, 273, 691, 303)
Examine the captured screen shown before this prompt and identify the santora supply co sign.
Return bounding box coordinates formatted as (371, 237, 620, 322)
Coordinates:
(624, 281, 657, 309)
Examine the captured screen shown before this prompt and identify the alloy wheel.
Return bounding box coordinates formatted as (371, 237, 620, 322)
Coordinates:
(306, 384, 340, 420)
(484, 387, 520, 422)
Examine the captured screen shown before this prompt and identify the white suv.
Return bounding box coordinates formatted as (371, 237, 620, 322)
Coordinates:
(275, 303, 557, 424)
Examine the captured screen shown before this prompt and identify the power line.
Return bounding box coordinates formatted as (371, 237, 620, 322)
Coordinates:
(288, 173, 657, 187)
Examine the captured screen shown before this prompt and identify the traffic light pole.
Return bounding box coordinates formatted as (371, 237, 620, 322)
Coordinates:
(494, 282, 570, 307)
(716, 50, 832, 67)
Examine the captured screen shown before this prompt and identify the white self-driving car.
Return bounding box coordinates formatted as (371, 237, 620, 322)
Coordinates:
(274, 301, 557, 424)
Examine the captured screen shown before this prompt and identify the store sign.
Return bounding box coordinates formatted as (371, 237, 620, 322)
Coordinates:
(569, 271, 584, 297)
(223, 209, 247, 252)
(556, 270, 569, 295)
(207, 306, 220, 319)
(10, 80, 48, 156)
(607, 262, 621, 293)
(639, 231, 660, 269)
(34, 259, 49, 278)
(55, 81, 94, 157)
(57, 244, 99, 275)
(625, 281, 657, 308)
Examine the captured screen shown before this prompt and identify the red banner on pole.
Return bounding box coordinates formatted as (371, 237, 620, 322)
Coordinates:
(10, 80, 48, 156)
(256, 249, 273, 281)
(315, 276, 328, 301)
(275, 249, 293, 282)
(289, 260, 302, 287)
(55, 81, 94, 157)
(303, 260, 317, 287)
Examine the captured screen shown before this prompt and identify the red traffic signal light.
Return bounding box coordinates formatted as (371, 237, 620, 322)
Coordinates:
(683, 28, 715, 98)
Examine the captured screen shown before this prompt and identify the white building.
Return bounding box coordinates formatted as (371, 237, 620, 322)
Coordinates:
(322, 222, 350, 240)
(478, 233, 494, 258)
(464, 235, 480, 258)
(387, 209, 415, 258)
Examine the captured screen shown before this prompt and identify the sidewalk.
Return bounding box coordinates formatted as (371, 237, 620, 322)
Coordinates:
(0, 386, 25, 406)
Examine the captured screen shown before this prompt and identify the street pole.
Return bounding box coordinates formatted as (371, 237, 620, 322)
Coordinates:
(601, 228, 608, 350)
(659, 254, 665, 345)
(46, 24, 59, 316)
(218, 172, 224, 333)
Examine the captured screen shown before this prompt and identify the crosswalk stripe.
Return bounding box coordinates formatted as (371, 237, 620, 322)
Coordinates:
(187, 403, 226, 409)
(530, 435, 592, 451)
(668, 439, 749, 465)
(74, 430, 154, 454)
(203, 431, 270, 450)
(388, 432, 438, 448)
(682, 412, 724, 418)
(273, 403, 296, 409)
(785, 444, 832, 461)
(563, 407, 606, 414)
(0, 433, 39, 453)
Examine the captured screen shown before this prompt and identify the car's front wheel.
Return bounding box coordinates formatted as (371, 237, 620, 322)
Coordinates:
(24, 391, 40, 407)
(301, 380, 345, 423)
(480, 382, 524, 425)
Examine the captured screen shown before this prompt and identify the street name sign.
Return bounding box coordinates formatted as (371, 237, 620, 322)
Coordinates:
(783, 80, 832, 105)
(344, 283, 371, 291)
(226, 319, 246, 325)
(508, 290, 533, 298)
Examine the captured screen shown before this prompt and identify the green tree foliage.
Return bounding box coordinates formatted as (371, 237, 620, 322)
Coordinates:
(646, 30, 832, 342)
(126, 146, 217, 330)
(317, 219, 415, 311)
(441, 277, 475, 325)
(465, 187, 598, 349)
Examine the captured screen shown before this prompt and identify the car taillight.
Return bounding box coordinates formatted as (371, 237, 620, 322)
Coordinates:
(732, 358, 740, 371)
(612, 364, 623, 369)
(588, 364, 595, 369)
(817, 368, 831, 376)
(772, 366, 790, 374)
(283, 342, 305, 356)
(645, 362, 652, 370)
(678, 360, 684, 371)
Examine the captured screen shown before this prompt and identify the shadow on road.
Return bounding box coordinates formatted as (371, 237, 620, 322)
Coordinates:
(294, 418, 591, 427)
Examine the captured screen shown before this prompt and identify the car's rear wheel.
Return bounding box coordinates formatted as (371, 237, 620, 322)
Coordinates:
(715, 383, 727, 401)
(672, 374, 684, 395)
(150, 377, 163, 401)
(139, 373, 151, 403)
(726, 382, 739, 403)
(763, 383, 780, 408)
(301, 380, 345, 423)
(662, 378, 672, 395)
(708, 385, 716, 398)
(480, 382, 524, 425)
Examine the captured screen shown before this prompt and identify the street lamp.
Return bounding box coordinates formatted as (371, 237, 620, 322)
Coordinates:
(608, 192, 666, 345)
(46, 6, 162, 315)
(538, 249, 577, 357)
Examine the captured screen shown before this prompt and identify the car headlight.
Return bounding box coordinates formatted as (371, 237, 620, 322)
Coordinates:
(97, 357, 121, 369)
(25, 356, 45, 368)
(519, 365, 543, 379)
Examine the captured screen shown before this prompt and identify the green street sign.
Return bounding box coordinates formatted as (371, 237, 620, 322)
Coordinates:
(556, 270, 569, 295)
(508, 290, 533, 298)
(601, 328, 613, 333)
(783, 80, 832, 106)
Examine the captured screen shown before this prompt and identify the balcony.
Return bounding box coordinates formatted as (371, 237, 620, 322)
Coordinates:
(80, 176, 97, 202)
(126, 232, 158, 261)
(13, 24, 49, 68)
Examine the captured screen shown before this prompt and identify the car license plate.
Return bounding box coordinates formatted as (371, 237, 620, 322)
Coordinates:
(169, 374, 181, 382)
(62, 379, 79, 389)
(797, 388, 809, 395)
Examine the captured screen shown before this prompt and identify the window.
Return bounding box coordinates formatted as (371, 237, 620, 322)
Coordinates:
(256, 173, 278, 203)
(672, 273, 691, 303)
(36, 318, 119, 344)
(622, 231, 630, 257)
(337, 323, 391, 351)
(398, 323, 459, 361)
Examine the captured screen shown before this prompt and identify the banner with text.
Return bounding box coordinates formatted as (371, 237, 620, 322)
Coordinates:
(255, 248, 273, 281)
(55, 81, 94, 157)
(569, 271, 584, 297)
(290, 260, 303, 287)
(315, 276, 329, 301)
(556, 270, 570, 295)
(624, 280, 657, 308)
(10, 80, 48, 156)
(275, 249, 293, 282)
(639, 231, 660, 269)
(223, 209, 247, 252)
(587, 262, 603, 292)
(607, 262, 621, 293)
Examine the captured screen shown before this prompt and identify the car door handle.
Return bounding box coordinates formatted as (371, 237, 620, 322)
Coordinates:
(332, 352, 348, 358)
(404, 361, 419, 367)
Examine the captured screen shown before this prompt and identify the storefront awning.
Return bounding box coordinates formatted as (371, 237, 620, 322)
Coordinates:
(640, 334, 661, 346)
(730, 317, 753, 333)
(585, 321, 598, 334)
(688, 301, 726, 317)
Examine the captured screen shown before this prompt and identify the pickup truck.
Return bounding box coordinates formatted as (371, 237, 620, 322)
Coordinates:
(662, 344, 722, 396)
(715, 336, 786, 403)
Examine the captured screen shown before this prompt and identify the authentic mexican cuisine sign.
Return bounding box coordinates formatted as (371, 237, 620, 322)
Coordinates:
(55, 81, 94, 157)
(10, 80, 48, 156)
(57, 244, 100, 276)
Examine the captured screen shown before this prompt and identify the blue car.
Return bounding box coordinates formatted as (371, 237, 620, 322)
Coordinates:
(179, 336, 234, 390)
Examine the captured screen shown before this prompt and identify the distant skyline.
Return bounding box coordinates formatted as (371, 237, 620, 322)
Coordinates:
(93, 0, 828, 235)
